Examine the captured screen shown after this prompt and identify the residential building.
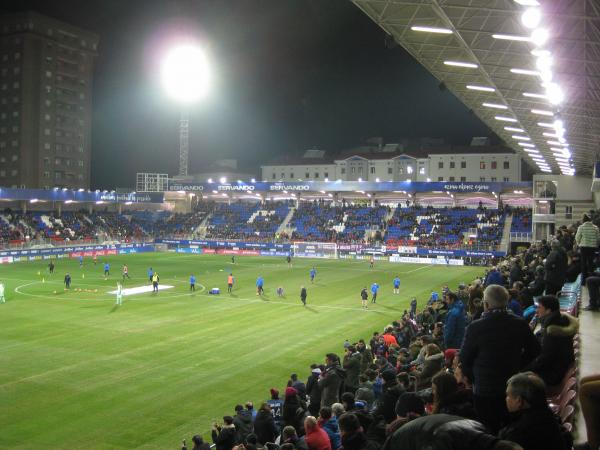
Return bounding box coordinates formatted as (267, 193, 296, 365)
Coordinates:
(0, 11, 99, 189)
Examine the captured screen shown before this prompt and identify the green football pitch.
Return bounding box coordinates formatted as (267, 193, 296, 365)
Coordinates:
(0, 253, 483, 449)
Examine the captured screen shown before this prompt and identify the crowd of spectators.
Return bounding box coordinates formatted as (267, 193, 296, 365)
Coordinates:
(180, 218, 598, 450)
(0, 203, 536, 251)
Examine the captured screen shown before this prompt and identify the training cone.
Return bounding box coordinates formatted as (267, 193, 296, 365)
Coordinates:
(42, 278, 45, 283)
(53, 290, 57, 294)
(82, 273, 85, 278)
(37, 271, 41, 276)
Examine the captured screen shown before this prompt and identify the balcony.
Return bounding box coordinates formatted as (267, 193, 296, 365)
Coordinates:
(533, 213, 556, 223)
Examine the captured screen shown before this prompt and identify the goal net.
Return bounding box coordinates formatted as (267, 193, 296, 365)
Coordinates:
(292, 241, 338, 259)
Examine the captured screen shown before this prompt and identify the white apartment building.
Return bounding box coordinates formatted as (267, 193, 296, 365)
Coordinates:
(262, 147, 524, 183)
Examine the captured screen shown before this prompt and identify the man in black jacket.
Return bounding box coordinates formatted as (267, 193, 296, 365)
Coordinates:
(212, 416, 237, 450)
(373, 369, 405, 424)
(233, 404, 254, 444)
(382, 414, 523, 450)
(499, 372, 569, 450)
(544, 240, 568, 295)
(460, 285, 540, 433)
(525, 296, 578, 386)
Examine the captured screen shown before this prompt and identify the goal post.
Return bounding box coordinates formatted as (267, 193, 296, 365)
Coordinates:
(291, 241, 338, 259)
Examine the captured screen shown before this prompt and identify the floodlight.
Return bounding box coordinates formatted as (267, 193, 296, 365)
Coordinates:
(511, 68, 539, 76)
(411, 26, 452, 34)
(444, 61, 478, 68)
(530, 28, 549, 46)
(467, 85, 495, 92)
(492, 34, 530, 42)
(219, 177, 226, 183)
(482, 102, 508, 109)
(531, 109, 554, 116)
(521, 8, 541, 29)
(161, 44, 209, 103)
(504, 127, 525, 132)
(545, 83, 564, 104)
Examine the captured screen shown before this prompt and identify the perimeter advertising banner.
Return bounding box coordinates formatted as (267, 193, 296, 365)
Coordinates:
(0, 187, 164, 204)
(168, 180, 531, 193)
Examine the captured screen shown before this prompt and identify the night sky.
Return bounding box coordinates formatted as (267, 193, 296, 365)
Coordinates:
(5, 0, 493, 189)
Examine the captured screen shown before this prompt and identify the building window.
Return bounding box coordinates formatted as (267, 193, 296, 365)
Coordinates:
(324, 172, 328, 178)
(54, 172, 61, 180)
(370, 167, 375, 174)
(460, 176, 466, 182)
(480, 177, 486, 182)
(290, 172, 294, 178)
(480, 162, 486, 170)
(305, 172, 309, 178)
(11, 154, 18, 161)
(11, 169, 17, 176)
(461, 161, 466, 169)
(503, 177, 510, 182)
(0, 170, 5, 177)
(503, 161, 510, 169)
(341, 168, 345, 174)
(358, 166, 363, 173)
(438, 161, 444, 169)
(419, 167, 425, 175)
(450, 161, 455, 169)
(491, 177, 497, 182)
(449, 176, 455, 181)
(281, 173, 285, 179)
(351, 167, 355, 174)
(387, 167, 393, 174)
(43, 171, 50, 178)
(491, 161, 497, 170)
(272, 173, 276, 180)
(438, 177, 444, 181)
(314, 173, 319, 179)
(407, 166, 413, 174)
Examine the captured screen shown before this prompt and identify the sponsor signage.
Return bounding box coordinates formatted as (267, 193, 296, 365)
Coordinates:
(0, 187, 163, 203)
(168, 180, 531, 193)
(155, 239, 291, 252)
(390, 255, 464, 266)
(1, 243, 154, 261)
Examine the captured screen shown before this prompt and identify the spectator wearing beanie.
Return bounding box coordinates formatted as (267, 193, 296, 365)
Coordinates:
(267, 388, 284, 431)
(283, 387, 308, 436)
(337, 413, 379, 450)
(525, 295, 578, 386)
(304, 416, 331, 450)
(373, 369, 405, 424)
(385, 392, 425, 436)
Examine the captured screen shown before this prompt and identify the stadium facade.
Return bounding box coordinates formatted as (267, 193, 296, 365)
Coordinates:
(0, 11, 98, 190)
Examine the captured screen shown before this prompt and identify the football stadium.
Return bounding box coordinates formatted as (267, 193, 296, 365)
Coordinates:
(1, 1, 600, 450)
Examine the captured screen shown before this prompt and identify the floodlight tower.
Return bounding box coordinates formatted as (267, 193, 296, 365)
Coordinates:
(161, 44, 209, 176)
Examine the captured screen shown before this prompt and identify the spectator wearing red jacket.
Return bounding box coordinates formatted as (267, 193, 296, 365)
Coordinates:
(304, 416, 331, 450)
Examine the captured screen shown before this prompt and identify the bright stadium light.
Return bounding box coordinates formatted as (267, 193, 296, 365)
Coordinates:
(521, 8, 541, 29)
(161, 44, 209, 103)
(410, 26, 452, 34)
(466, 85, 495, 92)
(161, 43, 210, 177)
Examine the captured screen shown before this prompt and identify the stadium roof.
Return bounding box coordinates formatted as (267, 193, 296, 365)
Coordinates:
(351, 0, 600, 176)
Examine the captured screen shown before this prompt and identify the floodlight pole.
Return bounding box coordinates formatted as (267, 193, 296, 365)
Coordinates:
(179, 109, 190, 176)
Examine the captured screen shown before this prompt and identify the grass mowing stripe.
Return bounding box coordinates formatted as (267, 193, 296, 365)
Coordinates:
(0, 253, 483, 449)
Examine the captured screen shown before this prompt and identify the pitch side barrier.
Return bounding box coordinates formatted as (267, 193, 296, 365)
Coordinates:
(0, 243, 155, 264)
(154, 239, 506, 261)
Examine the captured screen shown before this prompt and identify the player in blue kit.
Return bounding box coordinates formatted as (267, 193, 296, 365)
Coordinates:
(79, 255, 83, 268)
(371, 282, 379, 304)
(256, 275, 264, 295)
(393, 276, 400, 294)
(310, 267, 316, 283)
(190, 274, 196, 291)
(103, 262, 110, 279)
(147, 267, 154, 282)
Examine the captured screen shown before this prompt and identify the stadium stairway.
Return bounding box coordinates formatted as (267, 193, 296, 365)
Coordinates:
(277, 207, 296, 235)
(195, 214, 212, 238)
(499, 213, 512, 253)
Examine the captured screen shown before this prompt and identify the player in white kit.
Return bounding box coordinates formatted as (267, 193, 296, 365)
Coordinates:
(116, 282, 123, 305)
